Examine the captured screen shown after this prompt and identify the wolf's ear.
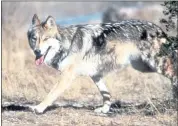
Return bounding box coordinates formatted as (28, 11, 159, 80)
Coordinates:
(32, 14, 40, 26)
(44, 16, 56, 29)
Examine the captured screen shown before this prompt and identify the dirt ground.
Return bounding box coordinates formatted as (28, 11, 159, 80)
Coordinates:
(2, 107, 177, 126)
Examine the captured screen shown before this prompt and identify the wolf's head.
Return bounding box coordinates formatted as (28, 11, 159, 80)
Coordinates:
(27, 14, 62, 66)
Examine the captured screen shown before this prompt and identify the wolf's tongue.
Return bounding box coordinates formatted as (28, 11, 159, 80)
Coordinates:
(35, 56, 44, 66)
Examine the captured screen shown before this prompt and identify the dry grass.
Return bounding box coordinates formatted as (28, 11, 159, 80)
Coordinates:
(2, 2, 177, 126)
(2, 108, 177, 126)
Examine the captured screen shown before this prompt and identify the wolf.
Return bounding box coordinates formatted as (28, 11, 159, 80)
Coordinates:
(27, 14, 177, 114)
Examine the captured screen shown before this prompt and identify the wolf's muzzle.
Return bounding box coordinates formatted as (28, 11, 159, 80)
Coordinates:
(34, 46, 52, 66)
(34, 49, 42, 60)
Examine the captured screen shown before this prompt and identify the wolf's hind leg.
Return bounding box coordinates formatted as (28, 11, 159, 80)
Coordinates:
(91, 75, 111, 114)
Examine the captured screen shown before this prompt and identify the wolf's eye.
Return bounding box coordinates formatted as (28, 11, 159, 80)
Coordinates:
(31, 36, 37, 42)
(43, 37, 50, 41)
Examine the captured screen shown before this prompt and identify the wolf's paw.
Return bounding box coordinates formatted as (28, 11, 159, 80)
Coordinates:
(28, 105, 46, 115)
(94, 104, 110, 114)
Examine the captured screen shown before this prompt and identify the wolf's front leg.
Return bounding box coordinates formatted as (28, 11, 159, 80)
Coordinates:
(29, 66, 76, 114)
(91, 75, 111, 114)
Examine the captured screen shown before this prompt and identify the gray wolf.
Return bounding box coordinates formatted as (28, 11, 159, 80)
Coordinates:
(27, 14, 177, 114)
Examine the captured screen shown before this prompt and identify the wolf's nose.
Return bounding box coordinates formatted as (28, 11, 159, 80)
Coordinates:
(34, 49, 41, 56)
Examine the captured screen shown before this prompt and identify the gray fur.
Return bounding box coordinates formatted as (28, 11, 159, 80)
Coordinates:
(27, 15, 177, 114)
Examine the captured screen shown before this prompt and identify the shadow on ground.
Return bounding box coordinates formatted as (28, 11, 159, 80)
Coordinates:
(2, 99, 176, 117)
